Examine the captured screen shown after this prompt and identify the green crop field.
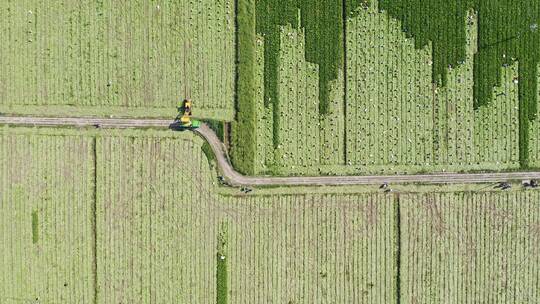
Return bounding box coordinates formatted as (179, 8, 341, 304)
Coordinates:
(2, 0, 540, 303)
(232, 0, 540, 176)
(0, 0, 235, 120)
(1, 127, 539, 303)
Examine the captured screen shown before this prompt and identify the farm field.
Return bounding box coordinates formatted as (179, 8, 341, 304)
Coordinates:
(232, 0, 540, 176)
(0, 0, 235, 120)
(222, 193, 398, 304)
(0, 128, 95, 303)
(400, 191, 540, 303)
(1, 126, 540, 303)
(95, 131, 220, 303)
(2, 0, 540, 303)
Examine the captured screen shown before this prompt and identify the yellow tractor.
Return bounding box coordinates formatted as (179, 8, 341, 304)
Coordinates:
(177, 99, 201, 129)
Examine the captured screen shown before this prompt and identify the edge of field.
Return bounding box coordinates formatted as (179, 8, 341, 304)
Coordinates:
(0, 105, 234, 122)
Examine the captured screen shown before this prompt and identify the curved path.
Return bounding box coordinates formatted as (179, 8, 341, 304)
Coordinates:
(2, 116, 540, 186)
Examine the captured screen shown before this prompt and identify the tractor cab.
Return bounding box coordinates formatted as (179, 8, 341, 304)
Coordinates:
(176, 99, 201, 129)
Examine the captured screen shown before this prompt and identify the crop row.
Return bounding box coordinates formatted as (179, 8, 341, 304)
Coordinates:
(0, 0, 235, 120)
(528, 71, 540, 167)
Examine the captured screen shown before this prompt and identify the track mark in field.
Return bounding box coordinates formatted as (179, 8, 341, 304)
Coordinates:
(395, 194, 402, 304)
(92, 137, 98, 304)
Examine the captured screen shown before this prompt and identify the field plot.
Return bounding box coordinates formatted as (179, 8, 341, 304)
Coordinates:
(95, 131, 221, 303)
(251, 26, 345, 175)
(345, 4, 520, 173)
(92, 129, 400, 304)
(0, 0, 235, 120)
(222, 193, 398, 304)
(1, 126, 540, 303)
(400, 191, 540, 303)
(93, 130, 398, 304)
(232, 0, 346, 175)
(233, 0, 540, 176)
(0, 128, 95, 303)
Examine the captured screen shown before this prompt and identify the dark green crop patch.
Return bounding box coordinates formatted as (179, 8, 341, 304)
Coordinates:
(216, 223, 229, 304)
(256, 0, 349, 117)
(379, 0, 540, 167)
(31, 210, 39, 244)
(232, 0, 258, 175)
(201, 141, 216, 168)
(204, 120, 225, 142)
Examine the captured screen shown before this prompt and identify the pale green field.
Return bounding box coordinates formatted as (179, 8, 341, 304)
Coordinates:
(223, 193, 397, 304)
(0, 0, 235, 120)
(95, 132, 219, 303)
(400, 191, 540, 303)
(1, 127, 539, 303)
(528, 67, 540, 167)
(0, 129, 95, 303)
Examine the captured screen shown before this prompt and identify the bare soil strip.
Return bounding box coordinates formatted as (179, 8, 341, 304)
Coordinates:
(2, 116, 539, 186)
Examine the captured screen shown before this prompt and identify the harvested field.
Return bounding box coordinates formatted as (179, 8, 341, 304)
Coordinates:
(0, 127, 539, 303)
(0, 0, 235, 120)
(400, 191, 540, 303)
(222, 193, 398, 304)
(0, 128, 95, 303)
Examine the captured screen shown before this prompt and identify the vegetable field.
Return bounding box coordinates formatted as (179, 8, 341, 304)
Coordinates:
(232, 0, 540, 176)
(95, 132, 220, 303)
(1, 127, 540, 303)
(400, 191, 540, 303)
(223, 193, 398, 303)
(0, 0, 235, 120)
(0, 129, 95, 303)
(345, 5, 520, 173)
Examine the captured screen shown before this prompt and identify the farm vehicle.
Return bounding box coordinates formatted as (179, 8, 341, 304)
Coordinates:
(175, 99, 201, 129)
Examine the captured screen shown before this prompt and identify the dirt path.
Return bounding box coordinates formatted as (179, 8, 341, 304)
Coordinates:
(2, 116, 540, 186)
(194, 124, 540, 186)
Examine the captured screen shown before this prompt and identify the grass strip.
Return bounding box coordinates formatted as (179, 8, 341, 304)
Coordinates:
(231, 0, 257, 175)
(216, 223, 229, 304)
(204, 120, 225, 142)
(201, 141, 217, 168)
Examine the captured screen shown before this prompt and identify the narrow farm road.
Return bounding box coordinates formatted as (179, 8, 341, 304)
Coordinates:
(2, 115, 540, 186)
